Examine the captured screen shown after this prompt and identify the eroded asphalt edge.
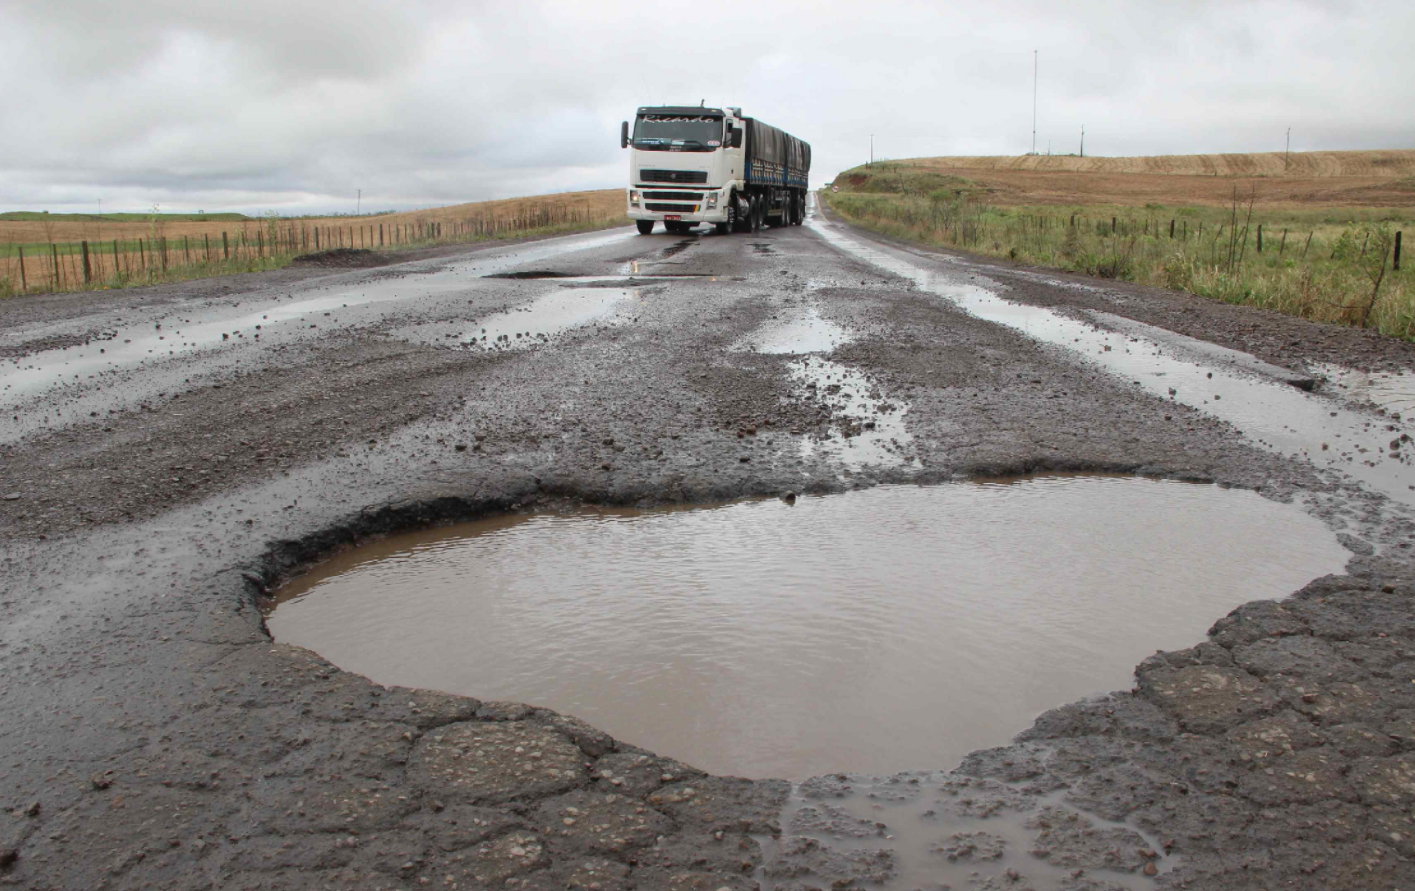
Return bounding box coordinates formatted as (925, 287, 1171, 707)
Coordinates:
(0, 215, 1412, 889)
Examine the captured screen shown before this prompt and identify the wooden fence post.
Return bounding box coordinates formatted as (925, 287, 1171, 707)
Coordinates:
(161, 237, 168, 272)
(112, 240, 120, 277)
(82, 241, 92, 283)
(204, 233, 211, 262)
(222, 232, 230, 260)
(51, 243, 60, 287)
(1279, 229, 1288, 255)
(17, 246, 25, 291)
(1396, 231, 1403, 271)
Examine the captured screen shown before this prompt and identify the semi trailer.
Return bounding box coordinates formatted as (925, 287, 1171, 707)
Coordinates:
(621, 105, 810, 235)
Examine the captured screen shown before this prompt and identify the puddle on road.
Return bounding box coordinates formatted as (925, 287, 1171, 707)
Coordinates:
(741, 305, 854, 355)
(0, 228, 638, 410)
(809, 219, 1415, 506)
(456, 287, 637, 349)
(1313, 363, 1415, 417)
(267, 477, 1348, 781)
(762, 775, 1169, 891)
(791, 356, 914, 469)
(733, 304, 905, 469)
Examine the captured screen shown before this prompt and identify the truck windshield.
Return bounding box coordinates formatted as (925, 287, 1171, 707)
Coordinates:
(633, 115, 723, 152)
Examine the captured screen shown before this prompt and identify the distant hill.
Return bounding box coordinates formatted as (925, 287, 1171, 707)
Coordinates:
(836, 150, 1415, 207)
(0, 211, 251, 223)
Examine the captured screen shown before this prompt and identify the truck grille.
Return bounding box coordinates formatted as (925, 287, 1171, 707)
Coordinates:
(645, 203, 698, 213)
(640, 169, 708, 184)
(644, 191, 704, 201)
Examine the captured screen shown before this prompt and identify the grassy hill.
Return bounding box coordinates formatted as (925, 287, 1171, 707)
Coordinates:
(837, 150, 1415, 208)
(825, 151, 1414, 338)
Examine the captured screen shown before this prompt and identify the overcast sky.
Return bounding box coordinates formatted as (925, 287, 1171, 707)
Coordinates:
(3, 0, 1411, 215)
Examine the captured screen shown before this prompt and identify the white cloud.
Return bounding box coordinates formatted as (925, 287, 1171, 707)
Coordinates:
(1, 0, 1410, 214)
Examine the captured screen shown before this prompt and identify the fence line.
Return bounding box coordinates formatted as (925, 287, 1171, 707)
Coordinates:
(2, 200, 617, 296)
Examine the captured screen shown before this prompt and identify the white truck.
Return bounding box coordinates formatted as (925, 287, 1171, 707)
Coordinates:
(621, 105, 811, 235)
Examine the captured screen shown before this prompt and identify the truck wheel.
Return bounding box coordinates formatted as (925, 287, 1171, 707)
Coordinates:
(636, 220, 654, 235)
(716, 202, 734, 234)
(732, 197, 751, 233)
(749, 198, 762, 233)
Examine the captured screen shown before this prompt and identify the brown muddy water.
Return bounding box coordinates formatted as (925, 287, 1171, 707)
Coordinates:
(267, 477, 1348, 780)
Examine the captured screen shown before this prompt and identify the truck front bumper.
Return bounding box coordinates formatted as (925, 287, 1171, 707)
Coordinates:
(627, 187, 729, 224)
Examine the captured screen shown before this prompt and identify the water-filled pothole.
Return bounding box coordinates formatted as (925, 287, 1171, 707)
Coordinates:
(267, 477, 1348, 780)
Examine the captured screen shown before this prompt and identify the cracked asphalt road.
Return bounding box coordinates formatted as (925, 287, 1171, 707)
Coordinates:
(2, 206, 1414, 889)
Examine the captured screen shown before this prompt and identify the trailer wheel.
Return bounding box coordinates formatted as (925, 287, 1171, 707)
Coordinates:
(636, 220, 654, 235)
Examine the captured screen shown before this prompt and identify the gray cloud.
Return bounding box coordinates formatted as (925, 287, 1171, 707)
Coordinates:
(2, 0, 1410, 214)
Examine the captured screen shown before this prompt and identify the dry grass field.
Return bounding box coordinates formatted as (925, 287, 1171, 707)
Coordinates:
(841, 150, 1415, 208)
(827, 151, 1415, 339)
(0, 189, 626, 296)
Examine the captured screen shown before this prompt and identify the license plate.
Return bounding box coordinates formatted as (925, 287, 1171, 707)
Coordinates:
(664, 214, 681, 221)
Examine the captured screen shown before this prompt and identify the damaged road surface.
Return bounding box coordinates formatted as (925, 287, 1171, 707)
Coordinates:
(2, 209, 1415, 890)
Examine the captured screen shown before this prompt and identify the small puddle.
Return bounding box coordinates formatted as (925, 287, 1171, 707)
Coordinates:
(267, 477, 1348, 781)
(809, 219, 1415, 506)
(734, 305, 903, 468)
(790, 356, 913, 469)
(741, 305, 854, 355)
(1312, 363, 1415, 417)
(457, 287, 637, 349)
(762, 775, 1170, 890)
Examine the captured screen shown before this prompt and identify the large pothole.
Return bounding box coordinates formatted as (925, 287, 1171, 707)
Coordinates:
(266, 476, 1348, 781)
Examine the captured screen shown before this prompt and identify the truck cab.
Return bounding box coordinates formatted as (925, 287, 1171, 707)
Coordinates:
(621, 105, 808, 235)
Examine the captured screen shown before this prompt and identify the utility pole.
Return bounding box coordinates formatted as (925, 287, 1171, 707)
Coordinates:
(1031, 49, 1038, 155)
(1285, 128, 1291, 170)
(356, 189, 362, 216)
(1080, 125, 1085, 158)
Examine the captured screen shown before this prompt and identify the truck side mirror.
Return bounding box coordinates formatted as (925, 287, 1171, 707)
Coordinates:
(620, 122, 629, 149)
(730, 128, 743, 148)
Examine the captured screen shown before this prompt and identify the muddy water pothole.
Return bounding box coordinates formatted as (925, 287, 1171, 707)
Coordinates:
(267, 477, 1347, 781)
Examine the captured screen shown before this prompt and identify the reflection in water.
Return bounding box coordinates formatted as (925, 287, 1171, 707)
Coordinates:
(268, 477, 1348, 780)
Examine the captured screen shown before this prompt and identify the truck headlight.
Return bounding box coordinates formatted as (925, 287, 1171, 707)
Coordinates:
(706, 192, 719, 208)
(629, 190, 640, 205)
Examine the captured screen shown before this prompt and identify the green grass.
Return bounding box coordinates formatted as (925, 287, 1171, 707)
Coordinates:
(822, 183, 1415, 341)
